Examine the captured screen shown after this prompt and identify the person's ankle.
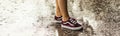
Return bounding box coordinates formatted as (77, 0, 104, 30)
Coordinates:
(62, 17, 69, 21)
(56, 15, 62, 17)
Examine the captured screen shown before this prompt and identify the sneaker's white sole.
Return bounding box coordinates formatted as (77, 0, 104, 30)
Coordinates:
(61, 24, 83, 30)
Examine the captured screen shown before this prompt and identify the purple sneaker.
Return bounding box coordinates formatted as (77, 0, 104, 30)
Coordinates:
(61, 17, 83, 30)
(54, 16, 62, 21)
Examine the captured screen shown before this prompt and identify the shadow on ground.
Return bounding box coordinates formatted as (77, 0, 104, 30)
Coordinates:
(49, 20, 95, 36)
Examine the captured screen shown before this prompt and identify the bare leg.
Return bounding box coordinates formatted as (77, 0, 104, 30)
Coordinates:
(55, 0, 62, 17)
(55, 0, 83, 30)
(58, 0, 69, 21)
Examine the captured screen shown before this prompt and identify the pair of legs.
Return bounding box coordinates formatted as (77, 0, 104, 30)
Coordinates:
(55, 0, 83, 30)
(55, 0, 69, 21)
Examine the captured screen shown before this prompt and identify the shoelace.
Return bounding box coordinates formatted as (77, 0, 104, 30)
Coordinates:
(69, 18, 78, 24)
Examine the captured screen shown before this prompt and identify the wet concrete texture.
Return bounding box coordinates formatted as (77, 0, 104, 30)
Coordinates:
(0, 0, 120, 36)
